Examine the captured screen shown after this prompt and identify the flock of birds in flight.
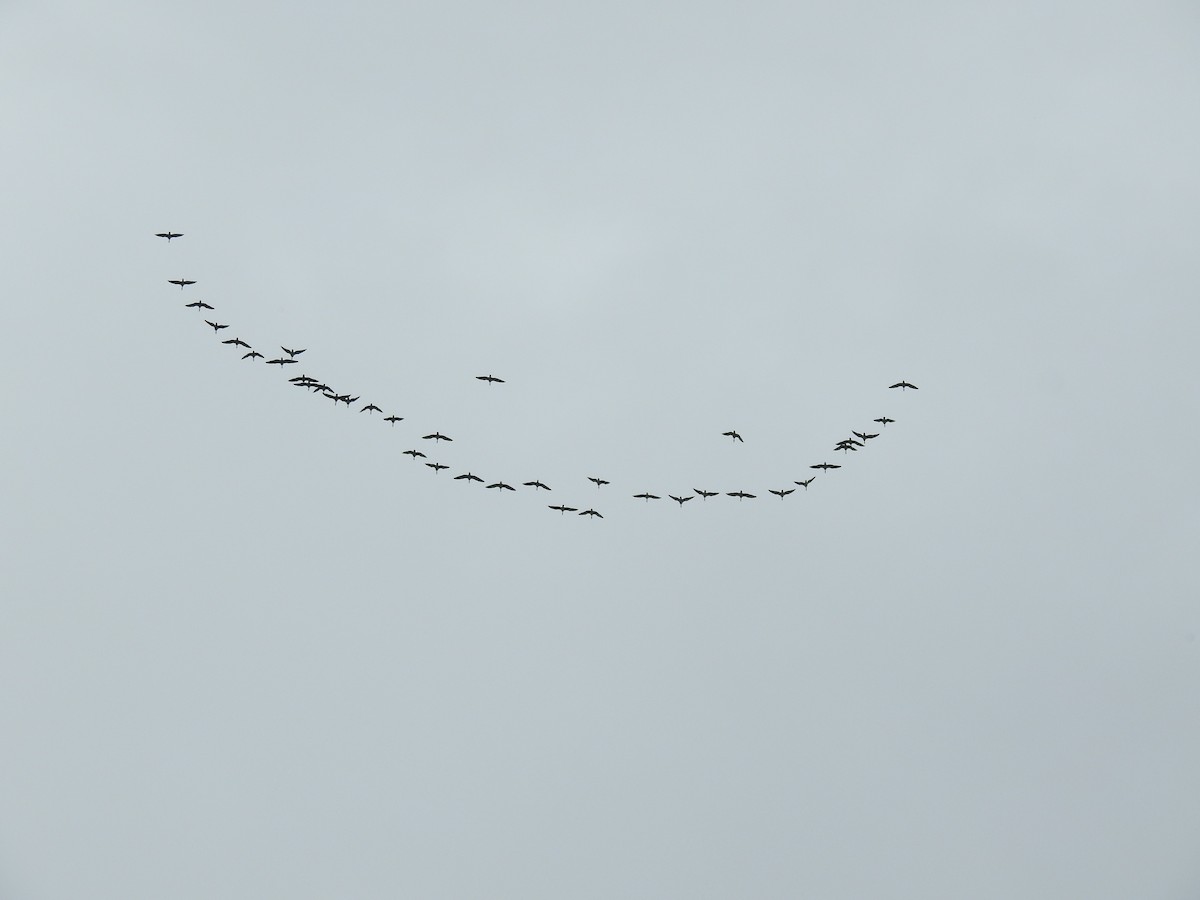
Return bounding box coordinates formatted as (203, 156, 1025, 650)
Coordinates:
(157, 230, 919, 519)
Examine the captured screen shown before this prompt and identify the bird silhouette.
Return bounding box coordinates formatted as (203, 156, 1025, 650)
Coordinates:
(587, 476, 609, 488)
(694, 489, 718, 499)
(853, 431, 879, 442)
(475, 375, 505, 384)
(549, 505, 578, 514)
(423, 432, 453, 442)
(486, 482, 516, 491)
(454, 472, 484, 483)
(579, 509, 604, 518)
(384, 415, 403, 425)
(811, 462, 841, 470)
(669, 495, 693, 506)
(794, 477, 815, 490)
(360, 403, 382, 414)
(242, 350, 264, 360)
(168, 278, 196, 289)
(184, 300, 214, 311)
(889, 381, 918, 390)
(221, 337, 251, 349)
(266, 357, 298, 367)
(722, 430, 744, 442)
(402, 449, 427, 459)
(874, 417, 895, 426)
(281, 347, 306, 358)
(523, 480, 551, 491)
(769, 488, 795, 499)
(426, 462, 449, 472)
(155, 232, 183, 241)
(726, 490, 756, 500)
(633, 492, 661, 501)
(204, 320, 227, 333)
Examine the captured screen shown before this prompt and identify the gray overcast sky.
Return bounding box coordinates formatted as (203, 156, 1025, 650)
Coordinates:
(3, 0, 1199, 897)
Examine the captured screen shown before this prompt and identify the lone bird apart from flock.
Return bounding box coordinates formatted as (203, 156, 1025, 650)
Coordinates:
(889, 381, 918, 390)
(155, 232, 183, 242)
(723, 430, 744, 443)
(476, 375, 505, 384)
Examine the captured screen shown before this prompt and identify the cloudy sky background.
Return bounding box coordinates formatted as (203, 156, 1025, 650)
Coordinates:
(3, 0, 1199, 897)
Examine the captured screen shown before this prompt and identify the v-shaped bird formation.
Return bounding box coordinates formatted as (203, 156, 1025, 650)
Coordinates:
(157, 230, 920, 519)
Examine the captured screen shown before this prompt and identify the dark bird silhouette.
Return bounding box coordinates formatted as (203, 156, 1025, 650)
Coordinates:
(549, 505, 578, 515)
(266, 357, 298, 366)
(204, 320, 227, 332)
(587, 476, 609, 488)
(155, 232, 183, 242)
(694, 489, 718, 500)
(221, 337, 251, 349)
(722, 430, 744, 442)
(726, 490, 756, 500)
(669, 495, 693, 506)
(168, 278, 196, 289)
(184, 300, 214, 311)
(811, 462, 841, 470)
(281, 347, 306, 358)
(342, 395, 359, 406)
(874, 417, 895, 426)
(487, 482, 516, 491)
(794, 477, 815, 489)
(579, 508, 604, 518)
(889, 381, 918, 390)
(475, 375, 505, 384)
(423, 432, 453, 442)
(384, 415, 403, 425)
(242, 350, 264, 360)
(454, 472, 484, 483)
(288, 375, 316, 383)
(523, 480, 551, 491)
(633, 492, 661, 501)
(360, 403, 382, 414)
(426, 462, 449, 472)
(402, 449, 427, 459)
(769, 488, 795, 499)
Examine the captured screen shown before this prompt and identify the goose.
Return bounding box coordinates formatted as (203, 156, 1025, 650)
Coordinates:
(549, 505, 578, 514)
(426, 462, 449, 472)
(384, 415, 404, 425)
(889, 381, 918, 390)
(694, 489, 718, 499)
(266, 357, 298, 366)
(874, 417, 895, 426)
(221, 338, 250, 349)
(633, 492, 661, 501)
(794, 477, 815, 489)
(168, 278, 196, 289)
(422, 432, 453, 442)
(726, 490, 756, 500)
(769, 488, 795, 499)
(486, 482, 516, 491)
(475, 375, 505, 384)
(281, 347, 306, 358)
(402, 449, 427, 459)
(523, 480, 551, 491)
(722, 430, 744, 442)
(587, 476, 609, 488)
(155, 232, 183, 241)
(811, 462, 841, 471)
(360, 403, 382, 414)
(184, 300, 214, 311)
(669, 495, 693, 506)
(454, 472, 484, 483)
(853, 431, 880, 441)
(204, 320, 227, 332)
(242, 350, 264, 360)
(579, 508, 604, 518)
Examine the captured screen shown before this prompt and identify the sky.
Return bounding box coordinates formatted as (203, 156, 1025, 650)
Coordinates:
(3, 0, 1199, 897)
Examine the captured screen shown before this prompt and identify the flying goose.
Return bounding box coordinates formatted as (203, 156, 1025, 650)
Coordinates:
(549, 504, 578, 514)
(587, 476, 609, 488)
(769, 488, 795, 499)
(633, 492, 661, 501)
(794, 477, 815, 489)
(454, 472, 484, 483)
(204, 320, 227, 333)
(889, 381, 918, 390)
(874, 417, 895, 426)
(694, 489, 718, 499)
(475, 375, 505, 384)
(155, 232, 183, 241)
(669, 495, 693, 506)
(281, 347, 306, 358)
(722, 430, 744, 442)
(486, 482, 516, 491)
(221, 337, 251, 349)
(726, 490, 756, 500)
(523, 480, 551, 491)
(422, 432, 453, 442)
(383, 415, 404, 425)
(426, 462, 449, 472)
(184, 300, 214, 311)
(579, 508, 604, 519)
(402, 449, 427, 459)
(168, 278, 196, 289)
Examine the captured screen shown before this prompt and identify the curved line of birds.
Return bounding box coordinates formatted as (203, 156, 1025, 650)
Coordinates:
(157, 231, 919, 519)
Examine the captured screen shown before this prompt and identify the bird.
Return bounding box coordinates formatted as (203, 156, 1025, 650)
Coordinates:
(402, 449, 427, 459)
(383, 415, 404, 425)
(281, 346, 306, 358)
(486, 482, 516, 491)
(889, 381, 918, 390)
(242, 350, 264, 360)
(204, 320, 227, 332)
(726, 490, 756, 500)
(722, 430, 744, 442)
(454, 472, 484, 483)
(769, 488, 795, 499)
(423, 432, 453, 442)
(794, 477, 815, 490)
(266, 357, 298, 366)
(694, 489, 718, 500)
(874, 417, 895, 426)
(475, 375, 505, 384)
(579, 509, 604, 519)
(184, 300, 214, 311)
(587, 476, 609, 488)
(288, 375, 316, 383)
(549, 504, 578, 515)
(669, 495, 693, 506)
(426, 462, 449, 472)
(811, 462, 841, 470)
(221, 337, 251, 349)
(168, 278, 196, 289)
(155, 232, 183, 242)
(523, 480, 551, 491)
(360, 403, 382, 414)
(633, 492, 661, 502)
